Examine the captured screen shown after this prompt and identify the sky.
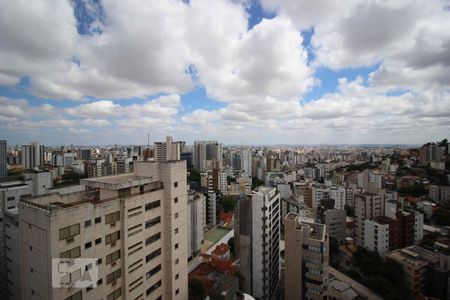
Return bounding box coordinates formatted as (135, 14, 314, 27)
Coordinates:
(0, 0, 449, 146)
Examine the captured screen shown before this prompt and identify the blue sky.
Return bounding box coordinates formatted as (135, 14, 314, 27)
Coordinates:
(0, 0, 449, 146)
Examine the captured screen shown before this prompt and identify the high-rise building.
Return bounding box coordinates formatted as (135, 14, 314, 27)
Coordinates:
(324, 209, 346, 242)
(21, 143, 44, 169)
(193, 141, 222, 172)
(284, 213, 329, 300)
(18, 160, 188, 300)
(364, 219, 390, 256)
(5, 208, 21, 300)
(241, 150, 252, 176)
(187, 190, 205, 259)
(419, 143, 445, 166)
(237, 187, 280, 299)
(154, 136, 182, 161)
(0, 140, 6, 177)
(353, 193, 383, 247)
(206, 190, 217, 226)
(357, 170, 383, 194)
(80, 149, 91, 160)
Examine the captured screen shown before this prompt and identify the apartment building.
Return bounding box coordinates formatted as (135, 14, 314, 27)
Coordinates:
(187, 190, 205, 259)
(284, 213, 329, 300)
(5, 208, 21, 300)
(353, 193, 383, 247)
(18, 160, 188, 300)
(154, 136, 183, 162)
(364, 219, 389, 256)
(237, 187, 280, 300)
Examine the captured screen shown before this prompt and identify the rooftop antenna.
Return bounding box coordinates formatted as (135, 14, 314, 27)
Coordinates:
(147, 132, 150, 148)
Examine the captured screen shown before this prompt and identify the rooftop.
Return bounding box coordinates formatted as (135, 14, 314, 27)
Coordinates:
(80, 173, 152, 190)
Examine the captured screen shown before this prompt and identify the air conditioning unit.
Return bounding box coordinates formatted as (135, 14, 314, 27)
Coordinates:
(112, 280, 117, 286)
(111, 241, 116, 247)
(112, 261, 116, 267)
(110, 223, 116, 228)
(66, 237, 74, 243)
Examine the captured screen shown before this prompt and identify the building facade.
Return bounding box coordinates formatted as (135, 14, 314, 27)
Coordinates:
(284, 213, 329, 300)
(21, 143, 45, 169)
(0, 140, 6, 177)
(237, 187, 280, 300)
(353, 193, 383, 247)
(18, 161, 188, 300)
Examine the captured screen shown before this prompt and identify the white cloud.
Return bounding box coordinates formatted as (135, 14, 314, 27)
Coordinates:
(67, 100, 120, 117)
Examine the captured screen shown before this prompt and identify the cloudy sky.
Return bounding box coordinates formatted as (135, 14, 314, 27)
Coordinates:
(0, 0, 449, 146)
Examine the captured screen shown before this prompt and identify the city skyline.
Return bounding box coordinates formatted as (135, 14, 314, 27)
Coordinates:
(1, 0, 449, 145)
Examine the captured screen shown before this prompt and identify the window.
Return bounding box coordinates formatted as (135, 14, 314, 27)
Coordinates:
(95, 217, 101, 224)
(85, 263, 92, 270)
(97, 258, 102, 265)
(7, 196, 14, 201)
(85, 242, 92, 249)
(107, 287, 121, 300)
(95, 238, 102, 245)
(175, 243, 179, 249)
(105, 231, 120, 245)
(106, 269, 121, 284)
(145, 232, 161, 245)
(146, 280, 162, 296)
(60, 246, 81, 259)
(175, 258, 179, 265)
(106, 250, 121, 265)
(97, 279, 103, 285)
(145, 216, 161, 229)
(86, 284, 93, 292)
(175, 213, 178, 219)
(146, 248, 162, 263)
(84, 220, 91, 227)
(146, 264, 161, 279)
(174, 228, 179, 234)
(174, 197, 178, 203)
(145, 200, 161, 211)
(174, 182, 178, 188)
(65, 291, 82, 300)
(176, 289, 179, 295)
(59, 224, 80, 240)
(175, 273, 179, 280)
(105, 212, 120, 225)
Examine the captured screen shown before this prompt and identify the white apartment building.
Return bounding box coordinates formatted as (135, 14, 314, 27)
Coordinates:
(237, 187, 280, 300)
(364, 219, 389, 256)
(219, 171, 227, 195)
(18, 161, 188, 300)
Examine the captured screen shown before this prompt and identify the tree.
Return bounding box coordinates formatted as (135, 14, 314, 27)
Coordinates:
(329, 237, 340, 268)
(188, 278, 206, 300)
(8, 167, 24, 176)
(252, 177, 265, 188)
(187, 168, 201, 183)
(221, 195, 236, 212)
(435, 208, 450, 226)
